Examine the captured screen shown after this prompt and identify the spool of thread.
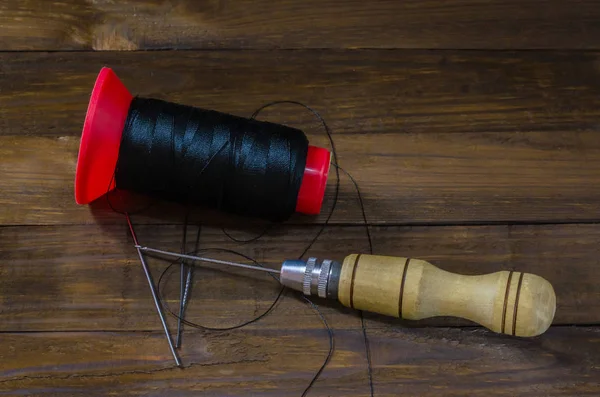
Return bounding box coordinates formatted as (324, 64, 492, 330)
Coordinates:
(74, 68, 331, 219)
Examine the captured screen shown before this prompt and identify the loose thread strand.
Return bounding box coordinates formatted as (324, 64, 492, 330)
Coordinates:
(120, 101, 377, 396)
(335, 163, 375, 397)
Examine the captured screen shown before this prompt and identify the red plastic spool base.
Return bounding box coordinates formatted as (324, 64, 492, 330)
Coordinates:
(75, 67, 331, 215)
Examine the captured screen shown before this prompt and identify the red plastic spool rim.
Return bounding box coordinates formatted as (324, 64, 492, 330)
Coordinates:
(74, 67, 331, 215)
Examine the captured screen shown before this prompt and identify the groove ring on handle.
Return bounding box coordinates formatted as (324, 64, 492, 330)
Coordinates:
(512, 272, 525, 336)
(348, 254, 362, 308)
(398, 258, 411, 318)
(501, 271, 514, 334)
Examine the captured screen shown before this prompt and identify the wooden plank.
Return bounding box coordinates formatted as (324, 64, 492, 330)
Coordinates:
(3, 130, 600, 225)
(3, 50, 600, 225)
(0, 327, 598, 396)
(366, 326, 600, 396)
(0, 223, 363, 332)
(2, 1, 600, 50)
(0, 223, 598, 332)
(3, 51, 600, 137)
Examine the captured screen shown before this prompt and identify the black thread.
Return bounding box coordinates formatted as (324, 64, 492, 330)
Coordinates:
(115, 97, 309, 222)
(300, 296, 335, 397)
(157, 246, 284, 331)
(148, 101, 340, 396)
(335, 164, 375, 397)
(121, 101, 374, 396)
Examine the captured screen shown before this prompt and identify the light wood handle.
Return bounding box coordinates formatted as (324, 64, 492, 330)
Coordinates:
(338, 254, 556, 337)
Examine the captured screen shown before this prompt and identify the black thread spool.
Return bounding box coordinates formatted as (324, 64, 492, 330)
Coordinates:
(74, 68, 331, 221)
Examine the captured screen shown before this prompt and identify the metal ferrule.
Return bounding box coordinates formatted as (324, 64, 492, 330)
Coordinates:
(280, 258, 341, 300)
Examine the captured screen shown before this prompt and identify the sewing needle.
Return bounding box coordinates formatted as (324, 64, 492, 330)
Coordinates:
(125, 213, 182, 367)
(176, 218, 188, 349)
(135, 245, 281, 274)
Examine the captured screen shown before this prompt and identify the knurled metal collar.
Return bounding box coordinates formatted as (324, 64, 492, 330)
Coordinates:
(318, 259, 332, 298)
(303, 257, 317, 295)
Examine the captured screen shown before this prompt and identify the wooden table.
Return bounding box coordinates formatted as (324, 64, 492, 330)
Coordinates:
(1, 1, 600, 396)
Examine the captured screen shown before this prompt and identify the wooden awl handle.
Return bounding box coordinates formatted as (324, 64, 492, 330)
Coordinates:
(337, 254, 556, 337)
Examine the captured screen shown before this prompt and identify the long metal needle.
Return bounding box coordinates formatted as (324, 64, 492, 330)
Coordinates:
(176, 264, 193, 348)
(135, 246, 281, 275)
(176, 220, 188, 349)
(176, 260, 186, 348)
(125, 213, 182, 367)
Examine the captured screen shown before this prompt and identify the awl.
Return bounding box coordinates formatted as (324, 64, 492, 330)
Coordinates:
(139, 246, 556, 337)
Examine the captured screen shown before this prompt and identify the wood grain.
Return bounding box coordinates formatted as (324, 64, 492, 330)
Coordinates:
(2, 2, 598, 394)
(338, 254, 556, 337)
(0, 223, 598, 332)
(3, 1, 600, 51)
(3, 51, 600, 137)
(367, 326, 600, 397)
(3, 130, 600, 225)
(3, 50, 600, 225)
(0, 327, 598, 396)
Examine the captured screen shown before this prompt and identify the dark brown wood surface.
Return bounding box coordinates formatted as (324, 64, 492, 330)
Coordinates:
(2, 1, 600, 50)
(4, 51, 600, 138)
(1, 327, 598, 396)
(2, 1, 600, 396)
(3, 51, 600, 225)
(1, 223, 599, 331)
